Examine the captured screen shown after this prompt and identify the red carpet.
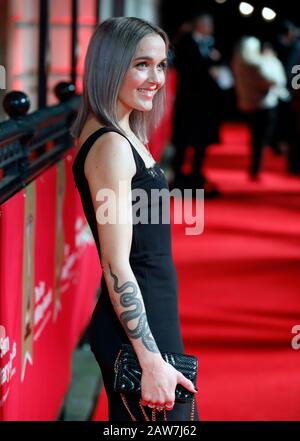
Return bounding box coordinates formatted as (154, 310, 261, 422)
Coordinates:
(92, 123, 300, 421)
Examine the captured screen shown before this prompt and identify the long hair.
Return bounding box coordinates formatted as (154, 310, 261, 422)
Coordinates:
(70, 17, 169, 144)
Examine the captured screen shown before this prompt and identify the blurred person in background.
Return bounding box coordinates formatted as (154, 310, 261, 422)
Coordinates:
(232, 36, 289, 180)
(276, 20, 300, 85)
(171, 12, 223, 197)
(275, 20, 300, 175)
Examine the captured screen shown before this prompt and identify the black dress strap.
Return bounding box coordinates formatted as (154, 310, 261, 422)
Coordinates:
(72, 126, 144, 175)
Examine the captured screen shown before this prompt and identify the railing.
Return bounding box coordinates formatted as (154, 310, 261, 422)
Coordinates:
(0, 82, 80, 204)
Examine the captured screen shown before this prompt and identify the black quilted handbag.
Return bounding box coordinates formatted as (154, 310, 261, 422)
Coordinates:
(114, 343, 198, 421)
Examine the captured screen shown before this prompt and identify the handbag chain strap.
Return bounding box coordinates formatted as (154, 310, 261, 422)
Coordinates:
(120, 393, 195, 421)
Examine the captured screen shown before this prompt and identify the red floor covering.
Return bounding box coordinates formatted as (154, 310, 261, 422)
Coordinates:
(92, 123, 300, 421)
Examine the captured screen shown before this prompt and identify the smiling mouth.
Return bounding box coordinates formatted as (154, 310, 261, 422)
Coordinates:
(137, 88, 157, 97)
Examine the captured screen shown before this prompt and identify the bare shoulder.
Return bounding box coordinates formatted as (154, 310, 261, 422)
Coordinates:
(84, 131, 136, 182)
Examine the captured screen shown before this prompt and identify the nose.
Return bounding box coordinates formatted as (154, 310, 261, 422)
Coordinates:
(148, 67, 161, 85)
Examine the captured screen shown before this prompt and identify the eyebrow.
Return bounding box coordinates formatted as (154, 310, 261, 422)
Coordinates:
(133, 56, 168, 62)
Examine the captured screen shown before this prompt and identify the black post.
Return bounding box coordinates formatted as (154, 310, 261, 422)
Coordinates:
(113, 0, 124, 16)
(71, 0, 78, 87)
(0, 1, 9, 121)
(38, 0, 49, 109)
(95, 0, 100, 24)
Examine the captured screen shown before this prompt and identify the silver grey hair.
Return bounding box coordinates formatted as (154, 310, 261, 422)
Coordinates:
(70, 17, 169, 144)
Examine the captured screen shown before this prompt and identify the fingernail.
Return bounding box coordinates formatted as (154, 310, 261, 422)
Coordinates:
(194, 387, 198, 392)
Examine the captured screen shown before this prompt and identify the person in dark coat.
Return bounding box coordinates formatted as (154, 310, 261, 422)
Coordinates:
(275, 20, 300, 175)
(171, 13, 222, 196)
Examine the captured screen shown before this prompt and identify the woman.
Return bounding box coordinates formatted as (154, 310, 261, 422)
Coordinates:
(71, 17, 199, 421)
(231, 36, 289, 179)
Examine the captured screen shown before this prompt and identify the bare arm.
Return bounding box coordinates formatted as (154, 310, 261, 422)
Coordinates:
(84, 131, 196, 407)
(84, 131, 163, 369)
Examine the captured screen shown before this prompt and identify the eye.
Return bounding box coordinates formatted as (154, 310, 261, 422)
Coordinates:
(135, 62, 148, 69)
(157, 61, 167, 71)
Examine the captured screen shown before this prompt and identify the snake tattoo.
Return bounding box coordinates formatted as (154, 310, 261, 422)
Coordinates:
(108, 263, 159, 353)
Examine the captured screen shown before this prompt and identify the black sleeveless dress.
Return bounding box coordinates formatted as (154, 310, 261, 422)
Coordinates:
(72, 127, 199, 421)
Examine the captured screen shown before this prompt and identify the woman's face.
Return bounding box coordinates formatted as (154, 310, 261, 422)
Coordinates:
(117, 34, 167, 114)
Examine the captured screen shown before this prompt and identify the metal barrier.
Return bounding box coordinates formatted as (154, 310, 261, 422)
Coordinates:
(0, 82, 80, 205)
